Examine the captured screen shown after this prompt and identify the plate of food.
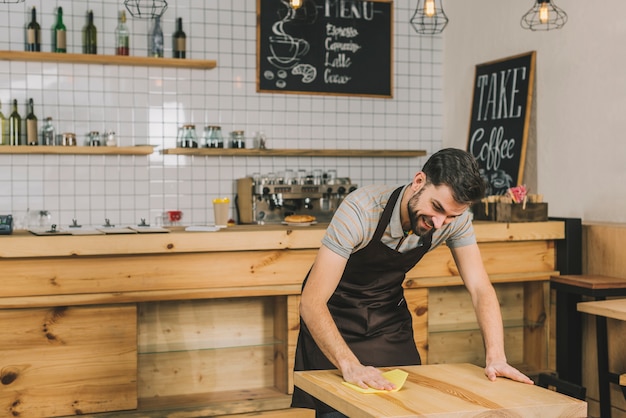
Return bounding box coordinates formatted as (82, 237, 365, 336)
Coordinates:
(282, 214, 317, 226)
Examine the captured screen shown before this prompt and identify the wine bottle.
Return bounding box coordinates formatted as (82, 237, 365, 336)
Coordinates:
(8, 100, 22, 146)
(0, 101, 7, 146)
(172, 17, 186, 59)
(26, 6, 41, 52)
(25, 98, 38, 146)
(149, 16, 164, 58)
(115, 10, 130, 56)
(53, 7, 67, 53)
(82, 10, 97, 54)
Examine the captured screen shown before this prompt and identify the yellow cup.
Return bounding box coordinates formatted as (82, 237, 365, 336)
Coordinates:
(212, 197, 230, 227)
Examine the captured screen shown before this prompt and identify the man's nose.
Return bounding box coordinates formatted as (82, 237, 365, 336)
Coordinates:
(432, 215, 446, 229)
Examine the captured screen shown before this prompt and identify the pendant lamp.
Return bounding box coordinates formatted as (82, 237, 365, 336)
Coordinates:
(410, 0, 448, 35)
(521, 0, 567, 31)
(124, 0, 168, 19)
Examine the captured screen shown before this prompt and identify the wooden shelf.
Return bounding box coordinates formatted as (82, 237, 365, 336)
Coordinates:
(161, 148, 427, 157)
(0, 145, 156, 155)
(0, 50, 216, 70)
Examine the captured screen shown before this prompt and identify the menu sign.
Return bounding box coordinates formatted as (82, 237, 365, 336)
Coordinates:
(257, 0, 393, 97)
(467, 51, 536, 195)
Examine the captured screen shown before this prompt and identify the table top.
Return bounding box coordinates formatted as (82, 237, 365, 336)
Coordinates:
(294, 363, 587, 418)
(577, 298, 626, 321)
(551, 274, 626, 290)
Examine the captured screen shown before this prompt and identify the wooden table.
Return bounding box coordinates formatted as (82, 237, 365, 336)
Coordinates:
(578, 298, 626, 416)
(294, 363, 587, 417)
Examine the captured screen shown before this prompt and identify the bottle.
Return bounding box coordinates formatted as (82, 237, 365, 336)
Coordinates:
(26, 6, 41, 52)
(172, 17, 186, 59)
(82, 10, 97, 55)
(53, 7, 67, 53)
(41, 117, 55, 146)
(8, 100, 21, 146)
(25, 98, 38, 146)
(0, 101, 6, 145)
(149, 16, 164, 58)
(115, 10, 130, 56)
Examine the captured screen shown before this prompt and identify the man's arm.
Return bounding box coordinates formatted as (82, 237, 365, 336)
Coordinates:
(299, 245, 396, 390)
(450, 243, 534, 384)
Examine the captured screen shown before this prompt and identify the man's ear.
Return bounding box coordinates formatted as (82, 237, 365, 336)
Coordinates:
(412, 172, 426, 190)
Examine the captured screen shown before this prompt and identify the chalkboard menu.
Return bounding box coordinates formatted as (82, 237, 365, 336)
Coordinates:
(467, 51, 536, 195)
(257, 0, 393, 97)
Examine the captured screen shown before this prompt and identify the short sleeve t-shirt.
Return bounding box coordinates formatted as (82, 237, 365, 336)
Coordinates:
(322, 184, 476, 259)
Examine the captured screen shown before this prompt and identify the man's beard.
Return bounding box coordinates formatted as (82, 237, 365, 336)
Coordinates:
(407, 188, 433, 236)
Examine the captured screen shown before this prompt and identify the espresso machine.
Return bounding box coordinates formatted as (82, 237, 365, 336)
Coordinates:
(236, 171, 357, 224)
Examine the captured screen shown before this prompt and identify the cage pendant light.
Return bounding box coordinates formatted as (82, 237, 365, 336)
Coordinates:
(124, 0, 168, 19)
(521, 0, 568, 31)
(410, 0, 448, 35)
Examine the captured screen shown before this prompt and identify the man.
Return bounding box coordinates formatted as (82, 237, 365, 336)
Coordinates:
(291, 148, 534, 417)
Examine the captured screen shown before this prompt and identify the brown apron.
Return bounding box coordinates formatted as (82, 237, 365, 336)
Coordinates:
(291, 186, 433, 412)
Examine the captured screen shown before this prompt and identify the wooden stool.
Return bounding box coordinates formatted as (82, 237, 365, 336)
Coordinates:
(552, 274, 626, 418)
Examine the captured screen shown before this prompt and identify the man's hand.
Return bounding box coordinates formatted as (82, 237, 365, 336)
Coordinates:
(484, 360, 535, 384)
(342, 363, 396, 390)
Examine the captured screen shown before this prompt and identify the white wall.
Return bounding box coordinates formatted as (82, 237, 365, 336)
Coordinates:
(0, 0, 443, 228)
(443, 0, 626, 223)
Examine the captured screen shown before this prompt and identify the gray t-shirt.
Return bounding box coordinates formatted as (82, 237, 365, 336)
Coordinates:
(322, 184, 476, 259)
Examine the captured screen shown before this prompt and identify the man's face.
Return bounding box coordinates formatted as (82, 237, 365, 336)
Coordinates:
(407, 183, 469, 236)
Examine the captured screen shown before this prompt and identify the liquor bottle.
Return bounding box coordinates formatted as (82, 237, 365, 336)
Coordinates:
(0, 101, 7, 146)
(115, 10, 130, 56)
(8, 100, 21, 146)
(53, 7, 67, 53)
(82, 10, 97, 54)
(41, 117, 56, 146)
(172, 17, 186, 59)
(149, 16, 164, 58)
(26, 6, 41, 52)
(25, 98, 38, 146)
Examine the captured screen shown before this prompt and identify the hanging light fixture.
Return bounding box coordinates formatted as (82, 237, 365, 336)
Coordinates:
(410, 0, 448, 35)
(521, 0, 568, 31)
(289, 0, 303, 9)
(124, 0, 168, 19)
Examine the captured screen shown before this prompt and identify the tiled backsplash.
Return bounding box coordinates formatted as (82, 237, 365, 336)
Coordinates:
(0, 0, 443, 228)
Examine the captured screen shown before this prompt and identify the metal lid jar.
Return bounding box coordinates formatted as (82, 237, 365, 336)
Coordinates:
(203, 125, 223, 148)
(230, 130, 245, 149)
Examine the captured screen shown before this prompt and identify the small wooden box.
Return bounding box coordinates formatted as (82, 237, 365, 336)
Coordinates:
(472, 202, 548, 222)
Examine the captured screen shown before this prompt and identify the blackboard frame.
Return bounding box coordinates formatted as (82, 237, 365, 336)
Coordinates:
(256, 0, 393, 98)
(466, 51, 536, 196)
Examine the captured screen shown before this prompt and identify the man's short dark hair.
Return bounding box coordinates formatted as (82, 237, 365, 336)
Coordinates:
(421, 148, 486, 204)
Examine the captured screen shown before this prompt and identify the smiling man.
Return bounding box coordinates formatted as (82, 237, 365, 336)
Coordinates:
(291, 148, 534, 418)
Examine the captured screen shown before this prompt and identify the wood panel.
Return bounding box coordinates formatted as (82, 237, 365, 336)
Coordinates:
(581, 223, 626, 417)
(405, 288, 428, 364)
(0, 305, 137, 417)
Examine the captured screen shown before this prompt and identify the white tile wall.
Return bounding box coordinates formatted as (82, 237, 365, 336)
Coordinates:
(0, 0, 443, 228)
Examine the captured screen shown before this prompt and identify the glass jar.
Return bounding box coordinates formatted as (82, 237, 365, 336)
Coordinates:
(178, 124, 198, 148)
(40, 117, 55, 146)
(203, 125, 223, 148)
(61, 132, 76, 146)
(230, 130, 245, 149)
(87, 131, 101, 146)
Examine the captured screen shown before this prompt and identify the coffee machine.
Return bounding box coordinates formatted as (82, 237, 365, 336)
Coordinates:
(236, 172, 357, 224)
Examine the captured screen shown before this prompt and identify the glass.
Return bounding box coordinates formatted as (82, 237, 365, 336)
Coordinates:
(178, 125, 197, 148)
(40, 117, 55, 146)
(212, 197, 230, 227)
(115, 10, 130, 56)
(26, 6, 41, 52)
(149, 16, 164, 57)
(53, 7, 67, 53)
(82, 10, 97, 55)
(172, 17, 186, 59)
(203, 125, 223, 148)
(230, 130, 245, 149)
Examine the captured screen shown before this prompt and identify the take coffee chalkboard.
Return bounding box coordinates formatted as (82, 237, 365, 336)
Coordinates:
(256, 0, 393, 97)
(467, 51, 536, 196)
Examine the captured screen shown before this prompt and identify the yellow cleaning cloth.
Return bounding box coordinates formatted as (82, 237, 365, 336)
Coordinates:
(341, 369, 409, 393)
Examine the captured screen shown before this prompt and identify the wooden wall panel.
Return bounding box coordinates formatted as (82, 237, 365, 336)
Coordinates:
(0, 305, 137, 417)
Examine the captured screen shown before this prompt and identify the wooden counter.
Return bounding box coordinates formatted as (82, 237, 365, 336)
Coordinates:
(0, 221, 564, 418)
(294, 363, 587, 417)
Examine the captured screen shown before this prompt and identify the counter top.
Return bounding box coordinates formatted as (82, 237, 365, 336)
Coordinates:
(0, 221, 564, 258)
